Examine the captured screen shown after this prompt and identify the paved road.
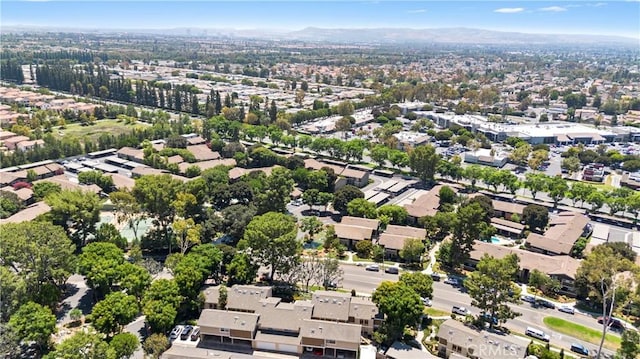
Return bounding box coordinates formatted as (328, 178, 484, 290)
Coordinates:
(340, 264, 616, 357)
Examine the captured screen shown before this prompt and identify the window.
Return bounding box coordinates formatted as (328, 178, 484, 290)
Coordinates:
(220, 328, 230, 333)
(359, 319, 369, 325)
(326, 339, 336, 345)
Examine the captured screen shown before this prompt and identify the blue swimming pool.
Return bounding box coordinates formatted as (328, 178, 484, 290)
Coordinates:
(490, 236, 501, 244)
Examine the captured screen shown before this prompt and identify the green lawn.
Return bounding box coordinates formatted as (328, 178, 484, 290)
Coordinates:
(54, 119, 145, 142)
(424, 307, 450, 317)
(352, 255, 395, 265)
(543, 316, 621, 350)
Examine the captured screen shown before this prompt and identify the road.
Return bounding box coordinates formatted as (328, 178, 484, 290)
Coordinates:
(340, 263, 616, 357)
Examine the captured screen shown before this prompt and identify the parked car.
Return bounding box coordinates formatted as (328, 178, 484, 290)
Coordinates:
(558, 306, 575, 315)
(385, 267, 399, 274)
(570, 343, 589, 356)
(481, 314, 498, 325)
(421, 297, 432, 307)
(534, 299, 555, 309)
(190, 327, 200, 341)
(169, 326, 183, 341)
(452, 306, 469, 316)
(444, 277, 460, 286)
(180, 325, 193, 340)
(323, 280, 338, 289)
(521, 295, 536, 303)
(430, 273, 441, 281)
(365, 264, 380, 272)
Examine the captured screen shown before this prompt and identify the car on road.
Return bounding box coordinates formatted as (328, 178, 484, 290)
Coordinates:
(169, 326, 183, 341)
(597, 317, 624, 331)
(430, 273, 441, 281)
(385, 267, 399, 274)
(190, 327, 200, 341)
(481, 313, 498, 325)
(452, 306, 469, 316)
(534, 299, 555, 309)
(365, 264, 380, 272)
(558, 306, 575, 315)
(525, 327, 550, 342)
(421, 297, 432, 307)
(444, 277, 460, 286)
(570, 343, 589, 356)
(180, 325, 193, 340)
(521, 295, 536, 303)
(323, 280, 338, 289)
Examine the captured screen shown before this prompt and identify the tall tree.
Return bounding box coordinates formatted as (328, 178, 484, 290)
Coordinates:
(524, 173, 548, 200)
(399, 272, 433, 299)
(408, 145, 440, 183)
(77, 242, 125, 298)
(522, 204, 549, 231)
(347, 198, 378, 219)
(333, 185, 364, 213)
(8, 302, 57, 352)
(449, 202, 494, 268)
(110, 332, 139, 359)
(171, 218, 202, 254)
(45, 189, 103, 250)
(464, 254, 522, 328)
(45, 331, 112, 359)
(371, 281, 423, 345)
(88, 292, 139, 336)
(238, 212, 300, 280)
(399, 238, 424, 266)
(110, 190, 144, 242)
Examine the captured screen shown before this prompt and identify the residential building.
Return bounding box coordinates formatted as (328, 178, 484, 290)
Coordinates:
(436, 319, 529, 359)
(525, 212, 590, 256)
(334, 216, 380, 249)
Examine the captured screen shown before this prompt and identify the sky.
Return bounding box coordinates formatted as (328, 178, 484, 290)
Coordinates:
(2, 0, 640, 39)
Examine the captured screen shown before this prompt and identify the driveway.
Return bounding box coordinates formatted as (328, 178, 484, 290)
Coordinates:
(57, 274, 93, 326)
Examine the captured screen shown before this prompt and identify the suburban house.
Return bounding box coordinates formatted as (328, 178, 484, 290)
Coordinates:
(187, 144, 221, 161)
(467, 241, 581, 296)
(196, 285, 380, 358)
(2, 201, 51, 224)
(377, 225, 427, 259)
(489, 218, 525, 238)
(525, 212, 591, 256)
(491, 200, 525, 220)
(404, 185, 453, 224)
(116, 147, 145, 163)
(436, 319, 529, 359)
(304, 159, 369, 188)
(334, 216, 380, 249)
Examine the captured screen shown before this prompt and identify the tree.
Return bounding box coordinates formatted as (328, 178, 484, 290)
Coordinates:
(528, 149, 549, 171)
(333, 185, 364, 213)
(110, 190, 143, 242)
(143, 279, 181, 333)
(46, 189, 103, 249)
(524, 173, 548, 200)
(399, 272, 433, 299)
(546, 176, 568, 207)
(561, 156, 582, 176)
(32, 181, 61, 200)
(300, 216, 323, 241)
(567, 182, 595, 207)
(464, 254, 521, 328)
(508, 143, 531, 166)
(172, 218, 202, 254)
(89, 292, 139, 336)
(238, 212, 300, 280)
(110, 332, 139, 359)
(347, 198, 377, 219)
(377, 205, 408, 225)
(617, 330, 640, 359)
(408, 145, 439, 183)
(399, 238, 424, 265)
(317, 256, 343, 290)
(46, 331, 113, 359)
(370, 145, 389, 168)
(335, 117, 353, 138)
(587, 191, 606, 213)
(78, 170, 115, 192)
(438, 186, 456, 206)
(575, 245, 635, 359)
(0, 191, 23, 218)
(95, 223, 127, 250)
(356, 240, 374, 258)
(449, 202, 493, 268)
(119, 262, 152, 301)
(463, 165, 484, 190)
(253, 167, 294, 214)
(0, 222, 75, 310)
(523, 204, 549, 231)
(143, 333, 169, 359)
(227, 253, 258, 285)
(8, 302, 56, 351)
(77, 242, 125, 297)
(371, 281, 423, 345)
(302, 189, 321, 211)
(337, 100, 355, 116)
(529, 269, 560, 298)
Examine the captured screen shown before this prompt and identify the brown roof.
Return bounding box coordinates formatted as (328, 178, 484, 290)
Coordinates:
(187, 144, 220, 161)
(186, 136, 206, 145)
(384, 225, 426, 239)
(166, 155, 184, 164)
(492, 200, 525, 215)
(526, 212, 589, 255)
(469, 241, 580, 279)
(404, 185, 451, 218)
(333, 224, 374, 241)
(0, 172, 26, 186)
(34, 175, 101, 193)
(2, 135, 29, 145)
(378, 233, 411, 251)
(2, 201, 50, 223)
(198, 309, 259, 332)
(311, 291, 351, 321)
(107, 173, 135, 190)
(340, 216, 380, 230)
(178, 159, 236, 173)
(117, 146, 144, 160)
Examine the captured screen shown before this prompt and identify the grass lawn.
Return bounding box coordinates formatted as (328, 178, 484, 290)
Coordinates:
(424, 307, 450, 317)
(543, 316, 621, 350)
(54, 119, 146, 142)
(352, 255, 395, 265)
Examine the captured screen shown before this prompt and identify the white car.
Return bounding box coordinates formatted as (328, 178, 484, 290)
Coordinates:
(421, 297, 432, 307)
(169, 325, 183, 341)
(558, 306, 575, 315)
(452, 306, 469, 316)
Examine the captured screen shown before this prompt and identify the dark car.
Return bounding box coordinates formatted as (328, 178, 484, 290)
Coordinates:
(385, 267, 399, 274)
(180, 325, 193, 341)
(570, 343, 589, 356)
(534, 299, 555, 309)
(431, 273, 442, 281)
(190, 327, 200, 341)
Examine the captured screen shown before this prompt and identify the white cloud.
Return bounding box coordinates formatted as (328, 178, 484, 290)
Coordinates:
(407, 9, 427, 14)
(494, 7, 525, 13)
(540, 6, 567, 12)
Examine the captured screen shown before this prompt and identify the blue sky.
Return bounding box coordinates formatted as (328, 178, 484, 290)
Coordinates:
(2, 1, 639, 38)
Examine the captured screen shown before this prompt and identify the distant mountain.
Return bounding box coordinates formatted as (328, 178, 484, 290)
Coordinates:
(282, 27, 638, 45)
(2, 24, 637, 45)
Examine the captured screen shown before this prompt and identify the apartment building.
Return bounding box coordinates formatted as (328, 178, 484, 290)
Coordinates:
(437, 319, 529, 359)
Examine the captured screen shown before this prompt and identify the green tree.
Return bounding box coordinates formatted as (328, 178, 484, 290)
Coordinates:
(371, 281, 423, 345)
(567, 182, 595, 207)
(254, 167, 295, 214)
(524, 173, 548, 200)
(587, 191, 606, 213)
(171, 218, 202, 254)
(78, 242, 125, 297)
(347, 198, 377, 219)
(89, 292, 139, 336)
(356, 240, 373, 258)
(561, 156, 582, 176)
(95, 223, 127, 250)
(119, 262, 152, 302)
(46, 189, 103, 249)
(78, 170, 115, 192)
(463, 165, 485, 190)
(449, 202, 493, 268)
(438, 186, 456, 206)
(399, 238, 424, 265)
(0, 191, 23, 218)
(408, 145, 440, 183)
(617, 330, 640, 359)
(370, 145, 389, 168)
(528, 269, 560, 297)
(399, 272, 433, 299)
(142, 333, 169, 359)
(32, 181, 62, 200)
(238, 212, 300, 280)
(300, 216, 324, 241)
(546, 176, 569, 207)
(377, 205, 408, 225)
(522, 204, 549, 231)
(110, 190, 143, 242)
(143, 280, 181, 334)
(8, 302, 56, 351)
(464, 254, 521, 328)
(227, 253, 258, 285)
(110, 332, 139, 359)
(333, 185, 364, 213)
(45, 331, 113, 359)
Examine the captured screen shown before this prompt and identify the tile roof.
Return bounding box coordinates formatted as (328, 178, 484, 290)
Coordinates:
(340, 216, 380, 230)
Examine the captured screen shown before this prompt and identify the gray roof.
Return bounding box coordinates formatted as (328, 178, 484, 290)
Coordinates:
(437, 319, 528, 359)
(198, 309, 259, 332)
(349, 297, 379, 320)
(300, 319, 362, 344)
(312, 291, 351, 321)
(228, 285, 273, 312)
(384, 225, 426, 239)
(386, 341, 439, 359)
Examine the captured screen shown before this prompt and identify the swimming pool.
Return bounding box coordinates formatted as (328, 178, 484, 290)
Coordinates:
(490, 236, 501, 244)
